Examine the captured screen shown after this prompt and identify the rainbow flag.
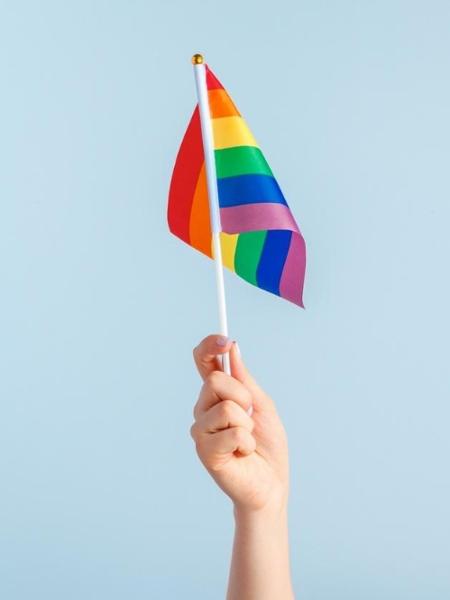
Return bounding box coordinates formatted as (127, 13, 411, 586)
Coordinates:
(168, 64, 306, 307)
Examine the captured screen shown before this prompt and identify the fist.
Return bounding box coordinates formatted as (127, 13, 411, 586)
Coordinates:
(190, 335, 289, 513)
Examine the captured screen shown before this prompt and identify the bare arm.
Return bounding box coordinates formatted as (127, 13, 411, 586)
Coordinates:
(191, 336, 294, 600)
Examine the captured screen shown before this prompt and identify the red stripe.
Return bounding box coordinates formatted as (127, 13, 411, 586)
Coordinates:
(205, 64, 224, 90)
(168, 107, 204, 243)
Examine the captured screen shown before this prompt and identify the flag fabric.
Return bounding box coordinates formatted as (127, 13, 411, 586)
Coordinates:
(168, 65, 306, 307)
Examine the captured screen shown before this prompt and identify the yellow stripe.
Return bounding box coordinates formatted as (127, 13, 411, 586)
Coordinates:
(211, 233, 239, 271)
(212, 116, 258, 150)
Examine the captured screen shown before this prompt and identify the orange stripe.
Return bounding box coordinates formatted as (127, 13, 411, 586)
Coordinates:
(208, 89, 240, 119)
(189, 164, 212, 257)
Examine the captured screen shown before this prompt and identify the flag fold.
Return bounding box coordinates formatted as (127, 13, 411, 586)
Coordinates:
(168, 64, 306, 307)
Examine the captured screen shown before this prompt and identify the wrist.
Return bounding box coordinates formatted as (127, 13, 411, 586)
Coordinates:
(233, 495, 289, 525)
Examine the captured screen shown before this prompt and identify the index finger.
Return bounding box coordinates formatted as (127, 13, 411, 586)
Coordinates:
(193, 334, 233, 380)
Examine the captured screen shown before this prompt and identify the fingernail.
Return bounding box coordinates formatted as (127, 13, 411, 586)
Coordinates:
(234, 341, 241, 357)
(216, 336, 229, 347)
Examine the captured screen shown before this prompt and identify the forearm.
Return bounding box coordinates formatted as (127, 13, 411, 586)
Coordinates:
(227, 504, 294, 600)
(191, 336, 293, 598)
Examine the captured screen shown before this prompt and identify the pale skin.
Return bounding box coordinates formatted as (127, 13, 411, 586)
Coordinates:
(191, 335, 295, 600)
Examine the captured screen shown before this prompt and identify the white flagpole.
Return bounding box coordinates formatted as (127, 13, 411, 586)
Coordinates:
(192, 53, 231, 375)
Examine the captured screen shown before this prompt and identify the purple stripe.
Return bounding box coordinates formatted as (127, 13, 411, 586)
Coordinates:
(279, 233, 306, 307)
(220, 203, 300, 234)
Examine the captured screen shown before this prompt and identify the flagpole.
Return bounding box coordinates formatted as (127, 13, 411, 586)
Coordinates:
(192, 53, 231, 375)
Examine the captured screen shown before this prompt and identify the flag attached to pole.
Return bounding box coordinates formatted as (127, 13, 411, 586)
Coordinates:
(168, 58, 307, 307)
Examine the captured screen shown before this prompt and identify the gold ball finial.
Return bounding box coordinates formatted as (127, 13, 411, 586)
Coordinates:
(191, 53, 204, 65)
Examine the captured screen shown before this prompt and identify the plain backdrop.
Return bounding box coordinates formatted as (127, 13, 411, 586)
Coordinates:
(1, 1, 449, 598)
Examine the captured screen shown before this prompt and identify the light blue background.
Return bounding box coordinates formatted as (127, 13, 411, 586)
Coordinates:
(1, 1, 449, 598)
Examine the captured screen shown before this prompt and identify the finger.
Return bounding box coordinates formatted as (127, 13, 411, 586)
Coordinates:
(193, 334, 234, 380)
(196, 427, 256, 467)
(193, 370, 252, 419)
(229, 342, 276, 412)
(195, 400, 254, 435)
(229, 341, 257, 389)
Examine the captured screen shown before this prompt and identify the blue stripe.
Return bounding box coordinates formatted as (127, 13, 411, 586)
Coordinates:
(217, 174, 288, 208)
(256, 230, 292, 296)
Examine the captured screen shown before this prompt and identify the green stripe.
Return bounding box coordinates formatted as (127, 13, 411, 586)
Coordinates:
(215, 146, 273, 179)
(234, 230, 268, 285)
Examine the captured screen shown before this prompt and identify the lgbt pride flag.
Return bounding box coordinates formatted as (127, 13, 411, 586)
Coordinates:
(168, 62, 306, 307)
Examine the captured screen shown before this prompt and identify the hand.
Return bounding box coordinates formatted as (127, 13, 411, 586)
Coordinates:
(190, 335, 289, 514)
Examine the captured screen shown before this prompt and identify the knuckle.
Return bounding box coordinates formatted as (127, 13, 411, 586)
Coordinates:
(189, 423, 198, 440)
(218, 400, 234, 419)
(192, 400, 201, 420)
(231, 426, 244, 442)
(193, 437, 204, 456)
(205, 370, 223, 391)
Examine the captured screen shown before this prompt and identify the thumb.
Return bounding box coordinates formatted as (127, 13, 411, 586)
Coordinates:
(229, 342, 276, 412)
